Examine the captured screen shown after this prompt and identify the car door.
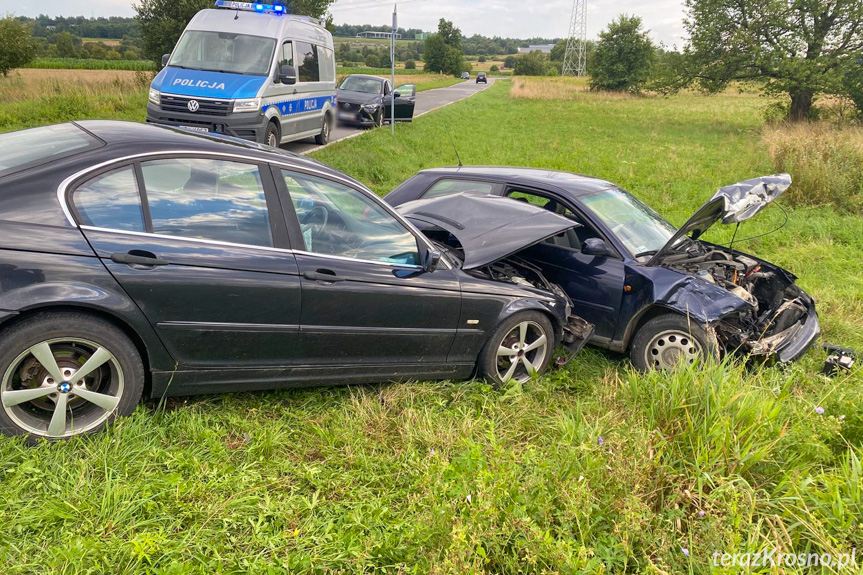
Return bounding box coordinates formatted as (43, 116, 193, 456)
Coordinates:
(70, 155, 302, 368)
(504, 187, 625, 341)
(385, 84, 417, 121)
(274, 167, 462, 366)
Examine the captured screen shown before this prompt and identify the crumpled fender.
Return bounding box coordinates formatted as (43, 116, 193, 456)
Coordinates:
(656, 275, 753, 324)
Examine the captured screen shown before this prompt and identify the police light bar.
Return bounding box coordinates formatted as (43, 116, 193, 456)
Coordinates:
(214, 1, 287, 14)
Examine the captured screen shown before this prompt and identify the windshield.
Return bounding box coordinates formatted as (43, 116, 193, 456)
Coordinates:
(339, 76, 382, 94)
(579, 188, 677, 256)
(169, 31, 276, 76)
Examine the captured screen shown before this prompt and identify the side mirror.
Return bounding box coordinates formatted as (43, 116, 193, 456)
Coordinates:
(393, 91, 401, 98)
(582, 238, 615, 258)
(279, 65, 297, 85)
(161, 54, 171, 67)
(423, 248, 442, 273)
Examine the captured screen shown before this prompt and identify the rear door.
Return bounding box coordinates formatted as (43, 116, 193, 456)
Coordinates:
(274, 167, 462, 366)
(70, 154, 302, 369)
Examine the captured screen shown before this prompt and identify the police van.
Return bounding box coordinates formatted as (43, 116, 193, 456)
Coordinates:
(146, 1, 336, 147)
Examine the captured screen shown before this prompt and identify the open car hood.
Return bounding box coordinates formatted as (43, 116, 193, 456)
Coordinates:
(397, 193, 578, 270)
(647, 174, 791, 266)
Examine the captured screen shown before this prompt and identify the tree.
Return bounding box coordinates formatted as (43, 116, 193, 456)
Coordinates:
(404, 59, 416, 70)
(682, 0, 863, 120)
(134, 0, 336, 65)
(550, 39, 568, 62)
(590, 15, 655, 92)
(503, 55, 517, 69)
(364, 54, 380, 68)
(54, 31, 78, 58)
(422, 19, 466, 76)
(514, 51, 552, 76)
(0, 17, 34, 76)
(422, 34, 448, 73)
(477, 55, 486, 63)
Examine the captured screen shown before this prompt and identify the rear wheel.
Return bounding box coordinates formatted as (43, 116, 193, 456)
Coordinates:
(0, 312, 144, 443)
(630, 314, 720, 371)
(478, 311, 555, 386)
(315, 113, 332, 145)
(264, 121, 280, 148)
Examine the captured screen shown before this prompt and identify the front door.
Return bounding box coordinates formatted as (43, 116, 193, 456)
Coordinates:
(71, 155, 301, 368)
(275, 168, 462, 365)
(385, 84, 417, 121)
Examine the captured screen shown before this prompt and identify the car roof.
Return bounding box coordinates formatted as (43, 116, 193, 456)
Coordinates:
(416, 166, 617, 196)
(341, 74, 386, 82)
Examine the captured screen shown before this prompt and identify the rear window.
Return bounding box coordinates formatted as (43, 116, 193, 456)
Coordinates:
(423, 179, 496, 199)
(0, 124, 101, 178)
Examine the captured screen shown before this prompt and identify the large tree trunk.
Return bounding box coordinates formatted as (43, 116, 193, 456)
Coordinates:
(789, 89, 814, 121)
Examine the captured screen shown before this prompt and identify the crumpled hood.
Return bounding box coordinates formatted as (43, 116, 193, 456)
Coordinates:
(152, 67, 268, 100)
(397, 193, 578, 270)
(648, 174, 791, 266)
(336, 90, 382, 106)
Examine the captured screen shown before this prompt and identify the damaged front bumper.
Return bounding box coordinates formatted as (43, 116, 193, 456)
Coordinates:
(558, 315, 596, 364)
(748, 300, 821, 364)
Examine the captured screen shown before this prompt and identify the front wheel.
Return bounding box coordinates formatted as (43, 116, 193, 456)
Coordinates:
(315, 113, 332, 145)
(0, 312, 144, 443)
(374, 110, 384, 128)
(630, 314, 720, 372)
(478, 311, 555, 386)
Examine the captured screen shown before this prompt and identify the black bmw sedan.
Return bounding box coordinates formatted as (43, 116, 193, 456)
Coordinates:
(0, 122, 591, 441)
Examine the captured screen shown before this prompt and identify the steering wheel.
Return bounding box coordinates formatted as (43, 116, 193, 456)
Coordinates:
(300, 206, 329, 238)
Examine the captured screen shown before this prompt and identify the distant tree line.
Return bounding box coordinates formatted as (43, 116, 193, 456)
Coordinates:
(12, 15, 143, 61)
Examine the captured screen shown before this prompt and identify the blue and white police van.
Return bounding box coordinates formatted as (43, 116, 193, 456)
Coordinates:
(146, 1, 337, 147)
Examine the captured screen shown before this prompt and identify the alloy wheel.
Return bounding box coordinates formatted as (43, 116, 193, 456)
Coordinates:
(1, 338, 124, 439)
(495, 321, 548, 383)
(643, 329, 702, 369)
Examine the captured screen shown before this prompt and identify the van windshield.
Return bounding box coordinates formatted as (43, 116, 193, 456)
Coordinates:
(169, 31, 276, 76)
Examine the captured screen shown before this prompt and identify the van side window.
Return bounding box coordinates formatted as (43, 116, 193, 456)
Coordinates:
(317, 46, 335, 82)
(276, 40, 293, 81)
(296, 42, 319, 83)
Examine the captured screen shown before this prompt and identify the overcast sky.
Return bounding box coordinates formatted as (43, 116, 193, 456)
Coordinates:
(0, 0, 689, 47)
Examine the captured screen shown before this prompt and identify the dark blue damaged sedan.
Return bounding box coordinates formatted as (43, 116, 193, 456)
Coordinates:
(0, 122, 592, 442)
(386, 167, 820, 371)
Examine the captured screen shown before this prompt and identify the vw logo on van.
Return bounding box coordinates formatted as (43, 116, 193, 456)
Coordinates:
(187, 100, 200, 112)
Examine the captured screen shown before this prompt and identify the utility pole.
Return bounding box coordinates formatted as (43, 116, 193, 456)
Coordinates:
(562, 0, 587, 76)
(391, 4, 397, 135)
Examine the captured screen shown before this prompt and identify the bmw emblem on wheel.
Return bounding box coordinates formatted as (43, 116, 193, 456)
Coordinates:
(187, 100, 200, 112)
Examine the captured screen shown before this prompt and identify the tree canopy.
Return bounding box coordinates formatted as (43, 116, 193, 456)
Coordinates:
(0, 17, 34, 76)
(589, 15, 655, 92)
(422, 19, 466, 76)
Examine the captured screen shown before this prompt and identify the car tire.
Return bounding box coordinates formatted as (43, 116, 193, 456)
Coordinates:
(478, 311, 555, 387)
(374, 110, 384, 128)
(315, 113, 332, 145)
(630, 313, 720, 372)
(264, 121, 280, 148)
(0, 312, 145, 443)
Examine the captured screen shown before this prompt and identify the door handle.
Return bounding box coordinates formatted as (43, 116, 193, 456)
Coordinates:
(110, 252, 169, 267)
(303, 270, 344, 283)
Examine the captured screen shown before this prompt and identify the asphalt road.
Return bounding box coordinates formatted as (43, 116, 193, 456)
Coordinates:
(282, 78, 495, 155)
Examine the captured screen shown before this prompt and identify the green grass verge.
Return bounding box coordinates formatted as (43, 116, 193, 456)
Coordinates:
(23, 58, 156, 71)
(0, 82, 861, 575)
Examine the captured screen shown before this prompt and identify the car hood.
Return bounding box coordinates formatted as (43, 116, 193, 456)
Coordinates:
(647, 174, 791, 266)
(336, 90, 381, 105)
(397, 193, 578, 270)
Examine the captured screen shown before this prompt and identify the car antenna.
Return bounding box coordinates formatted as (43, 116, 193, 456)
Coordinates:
(446, 130, 463, 168)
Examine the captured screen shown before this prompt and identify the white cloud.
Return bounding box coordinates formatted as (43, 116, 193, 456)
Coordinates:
(3, 0, 689, 46)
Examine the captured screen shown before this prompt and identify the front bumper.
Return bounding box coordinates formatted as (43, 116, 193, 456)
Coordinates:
(749, 300, 821, 364)
(146, 102, 267, 142)
(336, 106, 379, 126)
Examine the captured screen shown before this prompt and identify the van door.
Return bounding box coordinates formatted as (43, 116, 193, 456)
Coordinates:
(273, 40, 299, 140)
(295, 41, 325, 133)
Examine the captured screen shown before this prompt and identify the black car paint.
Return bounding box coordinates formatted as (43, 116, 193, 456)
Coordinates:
(386, 167, 820, 362)
(335, 75, 416, 126)
(0, 122, 577, 399)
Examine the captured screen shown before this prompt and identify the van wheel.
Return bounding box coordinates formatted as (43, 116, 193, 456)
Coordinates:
(630, 314, 720, 372)
(315, 113, 332, 145)
(0, 312, 144, 443)
(264, 122, 280, 148)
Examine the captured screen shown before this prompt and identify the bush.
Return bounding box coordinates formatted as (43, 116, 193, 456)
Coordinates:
(364, 54, 380, 68)
(490, 65, 499, 73)
(590, 14, 655, 92)
(514, 51, 552, 76)
(765, 122, 863, 212)
(404, 59, 416, 70)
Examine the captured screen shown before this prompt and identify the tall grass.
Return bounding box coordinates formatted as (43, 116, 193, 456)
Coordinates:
(765, 122, 863, 213)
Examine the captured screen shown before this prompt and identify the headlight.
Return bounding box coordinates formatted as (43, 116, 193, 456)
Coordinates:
(362, 103, 379, 111)
(233, 98, 261, 113)
(148, 89, 160, 105)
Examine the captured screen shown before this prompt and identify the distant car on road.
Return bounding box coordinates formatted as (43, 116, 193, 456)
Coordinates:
(461, 72, 470, 80)
(335, 75, 416, 128)
(0, 122, 592, 442)
(476, 72, 488, 84)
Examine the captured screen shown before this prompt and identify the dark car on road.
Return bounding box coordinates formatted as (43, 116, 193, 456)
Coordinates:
(335, 75, 416, 128)
(476, 72, 487, 84)
(0, 123, 591, 441)
(386, 167, 820, 371)
(461, 72, 470, 80)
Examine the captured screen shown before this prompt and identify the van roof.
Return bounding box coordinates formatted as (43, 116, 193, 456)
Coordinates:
(187, 9, 332, 44)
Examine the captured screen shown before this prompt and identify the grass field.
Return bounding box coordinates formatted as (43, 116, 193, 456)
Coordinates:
(24, 58, 156, 71)
(1, 78, 862, 574)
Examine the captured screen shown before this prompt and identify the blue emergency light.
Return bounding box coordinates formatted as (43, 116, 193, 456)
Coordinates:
(214, 0, 287, 14)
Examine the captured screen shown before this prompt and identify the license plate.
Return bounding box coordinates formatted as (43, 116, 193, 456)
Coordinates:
(176, 125, 209, 133)
(338, 112, 356, 120)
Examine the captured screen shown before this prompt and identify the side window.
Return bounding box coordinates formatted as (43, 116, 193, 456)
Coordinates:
(72, 166, 145, 232)
(282, 170, 419, 266)
(141, 158, 273, 248)
(423, 179, 495, 199)
(506, 189, 600, 249)
(296, 42, 319, 83)
(277, 40, 293, 79)
(317, 46, 335, 82)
